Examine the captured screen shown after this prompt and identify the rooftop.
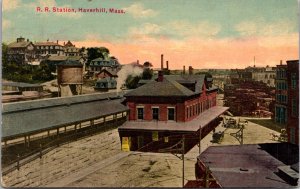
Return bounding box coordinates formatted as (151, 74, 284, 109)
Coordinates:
(8, 41, 32, 48)
(198, 143, 299, 187)
(35, 42, 62, 46)
(2, 92, 129, 139)
(126, 74, 209, 97)
(2, 82, 42, 88)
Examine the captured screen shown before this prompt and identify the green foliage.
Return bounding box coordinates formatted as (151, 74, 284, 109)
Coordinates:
(126, 75, 141, 89)
(2, 61, 54, 83)
(142, 68, 153, 80)
(86, 47, 110, 64)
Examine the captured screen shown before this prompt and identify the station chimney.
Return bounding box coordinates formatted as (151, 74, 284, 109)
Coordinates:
(183, 66, 186, 75)
(166, 61, 169, 70)
(161, 54, 164, 70)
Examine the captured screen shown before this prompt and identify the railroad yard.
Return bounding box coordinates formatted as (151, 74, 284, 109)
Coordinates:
(2, 116, 280, 187)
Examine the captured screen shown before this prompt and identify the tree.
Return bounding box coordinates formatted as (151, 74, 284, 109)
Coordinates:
(87, 47, 104, 63)
(126, 75, 141, 89)
(142, 68, 153, 80)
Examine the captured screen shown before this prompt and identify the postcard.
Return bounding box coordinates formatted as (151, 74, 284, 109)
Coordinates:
(1, 0, 299, 187)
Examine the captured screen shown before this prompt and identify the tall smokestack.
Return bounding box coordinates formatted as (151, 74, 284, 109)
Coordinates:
(57, 40, 59, 44)
(183, 66, 186, 75)
(137, 60, 139, 65)
(166, 61, 169, 70)
(280, 60, 282, 65)
(161, 54, 164, 70)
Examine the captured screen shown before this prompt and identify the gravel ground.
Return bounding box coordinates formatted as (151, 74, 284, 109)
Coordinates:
(1, 115, 279, 187)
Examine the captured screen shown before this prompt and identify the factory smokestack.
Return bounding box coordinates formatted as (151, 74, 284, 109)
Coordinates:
(280, 60, 282, 65)
(161, 54, 164, 70)
(166, 61, 169, 70)
(183, 66, 186, 75)
(137, 60, 139, 65)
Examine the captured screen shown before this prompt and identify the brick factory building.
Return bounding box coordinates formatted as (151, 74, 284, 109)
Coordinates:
(118, 71, 228, 152)
(286, 60, 299, 145)
(274, 60, 299, 144)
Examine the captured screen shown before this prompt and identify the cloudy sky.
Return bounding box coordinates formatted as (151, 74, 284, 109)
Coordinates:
(2, 0, 299, 69)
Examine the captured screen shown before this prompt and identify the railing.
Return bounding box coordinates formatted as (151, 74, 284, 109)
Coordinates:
(2, 117, 126, 176)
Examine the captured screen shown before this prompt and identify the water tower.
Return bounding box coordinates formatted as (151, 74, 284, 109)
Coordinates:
(57, 60, 83, 97)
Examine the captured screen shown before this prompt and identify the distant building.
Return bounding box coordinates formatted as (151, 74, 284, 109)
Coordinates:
(231, 66, 276, 87)
(94, 77, 117, 91)
(34, 40, 64, 59)
(63, 40, 80, 57)
(2, 81, 50, 103)
(89, 57, 120, 72)
(286, 60, 299, 145)
(96, 68, 118, 79)
(118, 72, 227, 152)
(7, 37, 35, 64)
(274, 62, 288, 125)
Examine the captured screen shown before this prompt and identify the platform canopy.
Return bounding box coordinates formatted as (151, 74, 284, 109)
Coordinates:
(2, 92, 129, 139)
(119, 106, 229, 132)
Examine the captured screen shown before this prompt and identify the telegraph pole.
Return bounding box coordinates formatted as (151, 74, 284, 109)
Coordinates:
(199, 125, 202, 154)
(182, 135, 185, 187)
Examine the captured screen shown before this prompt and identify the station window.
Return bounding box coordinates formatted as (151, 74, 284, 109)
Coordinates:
(137, 108, 144, 120)
(168, 108, 175, 120)
(292, 98, 297, 117)
(152, 108, 159, 120)
(292, 74, 297, 89)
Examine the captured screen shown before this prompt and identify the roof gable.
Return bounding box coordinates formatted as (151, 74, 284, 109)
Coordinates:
(125, 79, 195, 97)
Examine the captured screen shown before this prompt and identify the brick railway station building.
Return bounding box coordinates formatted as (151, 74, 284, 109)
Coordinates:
(118, 71, 228, 153)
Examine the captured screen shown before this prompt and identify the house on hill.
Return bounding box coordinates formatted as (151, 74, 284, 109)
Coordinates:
(7, 37, 35, 64)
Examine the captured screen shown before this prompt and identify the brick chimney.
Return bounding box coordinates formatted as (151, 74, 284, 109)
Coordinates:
(166, 61, 169, 70)
(158, 70, 164, 82)
(161, 54, 164, 70)
(183, 66, 186, 75)
(189, 66, 193, 75)
(280, 60, 282, 65)
(137, 60, 139, 65)
(57, 40, 59, 44)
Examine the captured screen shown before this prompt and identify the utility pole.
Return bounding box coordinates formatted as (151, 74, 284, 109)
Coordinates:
(199, 125, 202, 154)
(182, 135, 185, 187)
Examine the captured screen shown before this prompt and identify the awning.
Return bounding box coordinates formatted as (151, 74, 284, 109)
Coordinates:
(119, 106, 229, 132)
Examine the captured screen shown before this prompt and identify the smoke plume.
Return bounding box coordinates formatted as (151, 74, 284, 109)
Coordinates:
(117, 63, 143, 91)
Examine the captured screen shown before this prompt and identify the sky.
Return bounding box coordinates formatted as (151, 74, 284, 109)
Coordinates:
(2, 0, 299, 69)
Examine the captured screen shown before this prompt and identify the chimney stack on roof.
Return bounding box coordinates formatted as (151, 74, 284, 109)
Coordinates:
(183, 65, 186, 75)
(280, 60, 283, 65)
(189, 66, 193, 75)
(57, 40, 59, 44)
(161, 54, 164, 70)
(166, 60, 169, 70)
(137, 60, 139, 65)
(158, 70, 164, 82)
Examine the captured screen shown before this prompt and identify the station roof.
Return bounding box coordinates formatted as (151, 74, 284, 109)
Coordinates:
(125, 74, 209, 97)
(2, 82, 42, 88)
(198, 143, 299, 187)
(119, 106, 228, 132)
(2, 92, 129, 139)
